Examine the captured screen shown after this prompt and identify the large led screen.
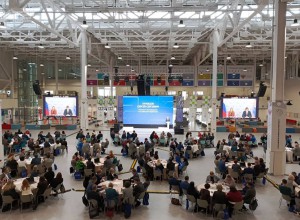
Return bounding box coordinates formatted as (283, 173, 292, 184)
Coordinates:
(123, 96, 173, 126)
(221, 97, 258, 119)
(43, 96, 78, 117)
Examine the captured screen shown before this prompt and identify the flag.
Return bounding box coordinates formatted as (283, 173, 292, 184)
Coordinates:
(44, 102, 49, 116)
(222, 102, 227, 118)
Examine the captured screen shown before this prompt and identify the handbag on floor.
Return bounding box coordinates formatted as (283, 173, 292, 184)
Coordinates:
(82, 192, 89, 207)
(171, 198, 181, 206)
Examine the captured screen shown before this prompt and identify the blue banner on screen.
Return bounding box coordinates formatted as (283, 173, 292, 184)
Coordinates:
(123, 96, 173, 126)
(220, 97, 258, 119)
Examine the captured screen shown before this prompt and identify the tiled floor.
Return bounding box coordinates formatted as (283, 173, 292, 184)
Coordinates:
(1, 127, 300, 220)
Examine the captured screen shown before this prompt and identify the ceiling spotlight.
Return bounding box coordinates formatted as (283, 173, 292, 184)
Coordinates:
(0, 22, 7, 29)
(38, 44, 44, 49)
(66, 55, 71, 60)
(58, 69, 62, 71)
(126, 64, 130, 67)
(291, 19, 300, 27)
(265, 73, 269, 76)
(95, 69, 99, 72)
(243, 68, 248, 72)
(178, 20, 185, 28)
(40, 63, 44, 67)
(87, 64, 91, 67)
(13, 56, 18, 60)
(23, 68, 27, 71)
(226, 55, 231, 60)
(41, 72, 45, 75)
(173, 43, 179, 48)
(171, 56, 175, 60)
(118, 56, 122, 60)
(105, 43, 111, 49)
(206, 68, 210, 72)
(81, 20, 89, 28)
(259, 63, 264, 67)
(285, 56, 287, 59)
(286, 100, 293, 106)
(48, 76, 51, 79)
(245, 42, 253, 48)
(131, 68, 135, 72)
(169, 64, 173, 67)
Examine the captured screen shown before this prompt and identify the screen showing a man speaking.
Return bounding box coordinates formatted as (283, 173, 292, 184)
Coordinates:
(123, 96, 173, 126)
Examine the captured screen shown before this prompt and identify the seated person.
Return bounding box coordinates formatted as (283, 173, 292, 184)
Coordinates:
(168, 173, 182, 193)
(242, 182, 256, 210)
(232, 160, 241, 174)
(31, 154, 42, 166)
(133, 177, 145, 207)
(166, 158, 175, 175)
(180, 176, 190, 191)
(129, 168, 139, 182)
(212, 184, 227, 205)
(30, 165, 39, 178)
(86, 157, 95, 171)
(2, 180, 20, 210)
(105, 182, 119, 205)
(206, 171, 220, 184)
(86, 184, 104, 211)
(199, 183, 211, 210)
(243, 163, 254, 175)
(279, 179, 293, 198)
(122, 181, 134, 205)
(155, 159, 164, 173)
(179, 158, 189, 173)
(223, 174, 236, 187)
(226, 186, 243, 218)
(107, 168, 118, 181)
(187, 181, 200, 212)
(17, 156, 27, 168)
(44, 167, 55, 184)
(50, 172, 64, 192)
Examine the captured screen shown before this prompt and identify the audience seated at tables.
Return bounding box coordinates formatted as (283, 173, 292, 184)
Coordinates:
(242, 182, 256, 210)
(6, 155, 18, 177)
(199, 183, 211, 211)
(1, 180, 20, 211)
(129, 168, 139, 182)
(50, 172, 64, 192)
(19, 179, 33, 196)
(243, 163, 254, 176)
(122, 181, 134, 205)
(87, 184, 104, 211)
(86, 157, 95, 171)
(232, 160, 242, 174)
(103, 156, 113, 171)
(86, 176, 98, 193)
(31, 154, 42, 166)
(107, 168, 118, 181)
(287, 174, 299, 195)
(44, 167, 55, 186)
(226, 186, 243, 218)
(279, 179, 295, 206)
(187, 181, 200, 212)
(224, 174, 236, 187)
(133, 177, 145, 207)
(105, 182, 119, 206)
(34, 176, 49, 208)
(212, 184, 227, 206)
(153, 151, 159, 160)
(166, 157, 175, 176)
(206, 171, 220, 184)
(169, 173, 182, 194)
(180, 176, 190, 191)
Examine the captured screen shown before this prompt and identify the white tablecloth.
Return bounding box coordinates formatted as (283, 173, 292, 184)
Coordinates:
(223, 145, 231, 153)
(99, 179, 124, 195)
(14, 177, 39, 192)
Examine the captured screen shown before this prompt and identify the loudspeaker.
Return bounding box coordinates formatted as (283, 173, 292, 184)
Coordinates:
(157, 76, 161, 83)
(32, 80, 42, 95)
(168, 67, 172, 74)
(114, 123, 120, 133)
(257, 83, 267, 97)
(178, 76, 183, 83)
(137, 79, 145, 96)
(145, 83, 151, 95)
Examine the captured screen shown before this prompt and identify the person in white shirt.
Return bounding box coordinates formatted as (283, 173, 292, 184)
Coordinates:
(17, 156, 27, 168)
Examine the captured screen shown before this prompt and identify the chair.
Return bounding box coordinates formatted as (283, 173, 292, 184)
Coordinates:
(186, 194, 196, 211)
(1, 195, 16, 213)
(44, 147, 51, 155)
(196, 199, 209, 215)
(244, 174, 253, 183)
(295, 197, 300, 211)
(229, 151, 238, 159)
(105, 199, 117, 213)
(38, 187, 52, 202)
(153, 169, 163, 181)
(213, 203, 226, 218)
(181, 165, 188, 176)
(84, 169, 93, 177)
(89, 199, 99, 213)
(233, 200, 244, 215)
(170, 185, 180, 198)
(139, 146, 145, 156)
(231, 171, 240, 183)
(279, 194, 291, 207)
(52, 183, 63, 198)
(19, 194, 34, 212)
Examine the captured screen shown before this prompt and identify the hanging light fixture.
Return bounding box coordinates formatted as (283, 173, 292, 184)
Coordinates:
(171, 56, 175, 60)
(105, 43, 111, 49)
(81, 20, 89, 28)
(169, 64, 173, 67)
(38, 44, 44, 49)
(40, 63, 44, 67)
(206, 68, 210, 72)
(173, 43, 179, 48)
(226, 55, 231, 60)
(291, 19, 300, 27)
(126, 64, 130, 67)
(243, 68, 248, 72)
(0, 22, 7, 29)
(118, 56, 122, 60)
(66, 55, 71, 60)
(286, 100, 293, 106)
(87, 64, 91, 67)
(245, 42, 253, 48)
(178, 20, 185, 28)
(259, 63, 264, 67)
(13, 56, 18, 60)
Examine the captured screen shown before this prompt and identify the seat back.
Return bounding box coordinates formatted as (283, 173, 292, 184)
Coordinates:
(105, 199, 116, 208)
(20, 194, 33, 203)
(233, 200, 244, 211)
(84, 169, 93, 177)
(53, 183, 62, 191)
(231, 171, 240, 179)
(214, 203, 226, 212)
(89, 199, 98, 209)
(2, 195, 14, 204)
(244, 174, 253, 181)
(182, 189, 188, 196)
(187, 194, 196, 203)
(197, 199, 209, 209)
(37, 164, 45, 174)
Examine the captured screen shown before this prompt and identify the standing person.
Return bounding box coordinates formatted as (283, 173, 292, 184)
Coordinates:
(63, 106, 73, 116)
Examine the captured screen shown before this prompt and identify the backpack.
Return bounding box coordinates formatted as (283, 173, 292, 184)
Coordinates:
(21, 169, 27, 178)
(249, 199, 258, 211)
(171, 198, 181, 206)
(82, 193, 89, 207)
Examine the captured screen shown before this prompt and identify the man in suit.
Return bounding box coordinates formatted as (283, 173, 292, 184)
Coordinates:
(242, 107, 252, 118)
(63, 106, 73, 116)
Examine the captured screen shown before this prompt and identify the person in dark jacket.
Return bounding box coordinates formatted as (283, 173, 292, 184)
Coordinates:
(86, 184, 104, 211)
(199, 183, 211, 212)
(44, 167, 55, 184)
(187, 181, 200, 212)
(50, 172, 63, 190)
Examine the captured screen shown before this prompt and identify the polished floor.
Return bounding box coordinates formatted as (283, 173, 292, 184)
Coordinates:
(1, 126, 300, 220)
